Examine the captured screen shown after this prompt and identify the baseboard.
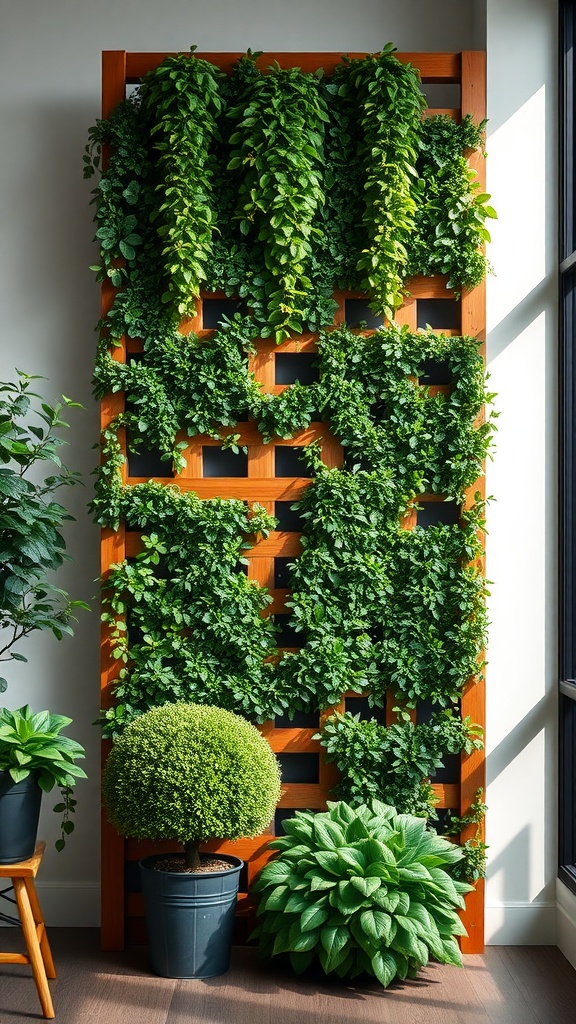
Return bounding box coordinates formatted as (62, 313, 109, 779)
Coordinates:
(0, 887, 565, 940)
(557, 880, 576, 968)
(485, 901, 557, 945)
(0, 883, 100, 928)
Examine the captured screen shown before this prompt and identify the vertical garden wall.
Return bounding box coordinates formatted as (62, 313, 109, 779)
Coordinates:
(88, 48, 493, 952)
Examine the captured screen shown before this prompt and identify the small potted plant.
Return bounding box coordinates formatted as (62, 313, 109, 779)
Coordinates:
(0, 705, 87, 862)
(102, 701, 282, 979)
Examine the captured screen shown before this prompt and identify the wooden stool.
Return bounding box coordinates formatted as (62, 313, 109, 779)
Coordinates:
(0, 841, 56, 1018)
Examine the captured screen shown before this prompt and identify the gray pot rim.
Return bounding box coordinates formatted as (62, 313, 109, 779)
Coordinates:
(139, 852, 244, 877)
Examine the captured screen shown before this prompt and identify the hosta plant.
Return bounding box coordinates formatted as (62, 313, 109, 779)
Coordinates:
(251, 800, 472, 987)
(0, 705, 87, 850)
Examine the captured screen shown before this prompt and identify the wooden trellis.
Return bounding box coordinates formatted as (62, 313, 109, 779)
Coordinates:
(99, 50, 486, 953)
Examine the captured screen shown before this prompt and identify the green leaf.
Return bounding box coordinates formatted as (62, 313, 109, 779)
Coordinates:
(371, 949, 397, 988)
(320, 924, 349, 971)
(300, 904, 329, 932)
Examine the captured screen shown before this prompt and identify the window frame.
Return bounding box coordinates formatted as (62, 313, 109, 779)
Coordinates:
(559, 0, 576, 894)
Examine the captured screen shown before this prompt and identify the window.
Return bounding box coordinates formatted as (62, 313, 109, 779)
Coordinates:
(559, 0, 576, 892)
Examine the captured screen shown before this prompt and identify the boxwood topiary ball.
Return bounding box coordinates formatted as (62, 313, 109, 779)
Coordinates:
(102, 702, 282, 846)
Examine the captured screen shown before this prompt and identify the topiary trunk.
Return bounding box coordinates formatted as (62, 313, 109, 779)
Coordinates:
(184, 839, 201, 870)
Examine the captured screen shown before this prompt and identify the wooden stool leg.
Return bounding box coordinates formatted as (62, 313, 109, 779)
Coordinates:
(24, 876, 56, 979)
(13, 878, 55, 1019)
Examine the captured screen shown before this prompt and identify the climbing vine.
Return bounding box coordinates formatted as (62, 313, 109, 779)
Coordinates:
(316, 708, 483, 819)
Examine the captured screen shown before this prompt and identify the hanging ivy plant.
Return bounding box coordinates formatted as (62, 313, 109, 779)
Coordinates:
(331, 46, 426, 318)
(85, 48, 493, 345)
(226, 56, 330, 342)
(138, 50, 225, 317)
(406, 114, 496, 290)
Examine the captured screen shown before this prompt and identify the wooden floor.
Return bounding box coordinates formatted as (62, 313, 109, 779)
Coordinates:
(0, 931, 575, 1023)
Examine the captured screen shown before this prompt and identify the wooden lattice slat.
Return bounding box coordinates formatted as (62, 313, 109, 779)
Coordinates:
(99, 49, 487, 954)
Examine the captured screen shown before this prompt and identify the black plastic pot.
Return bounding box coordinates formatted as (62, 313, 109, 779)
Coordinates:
(139, 853, 243, 979)
(0, 770, 42, 863)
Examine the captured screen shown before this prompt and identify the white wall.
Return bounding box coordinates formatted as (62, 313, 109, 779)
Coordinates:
(0, 0, 561, 943)
(484, 0, 558, 945)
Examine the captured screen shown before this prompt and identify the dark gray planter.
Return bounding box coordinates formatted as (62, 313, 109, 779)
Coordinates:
(0, 770, 42, 863)
(139, 853, 243, 979)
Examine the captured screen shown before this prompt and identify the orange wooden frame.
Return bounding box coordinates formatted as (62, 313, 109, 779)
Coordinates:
(99, 50, 487, 953)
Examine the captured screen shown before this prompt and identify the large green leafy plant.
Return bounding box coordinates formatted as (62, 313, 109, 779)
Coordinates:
(252, 800, 472, 985)
(0, 371, 88, 692)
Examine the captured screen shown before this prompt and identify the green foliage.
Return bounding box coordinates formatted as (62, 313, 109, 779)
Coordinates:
(0, 705, 87, 850)
(102, 702, 282, 852)
(406, 115, 496, 290)
(92, 321, 495, 517)
(84, 48, 493, 345)
(139, 51, 225, 317)
(444, 788, 488, 882)
(97, 488, 284, 737)
(226, 57, 329, 342)
(0, 372, 89, 691)
(316, 710, 483, 818)
(84, 94, 149, 295)
(332, 46, 426, 318)
(87, 47, 495, 874)
(93, 323, 493, 733)
(251, 800, 472, 985)
(92, 314, 262, 478)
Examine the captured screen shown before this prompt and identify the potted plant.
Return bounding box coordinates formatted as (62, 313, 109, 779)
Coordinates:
(102, 701, 282, 979)
(0, 370, 88, 689)
(0, 370, 89, 860)
(251, 800, 473, 987)
(0, 705, 87, 862)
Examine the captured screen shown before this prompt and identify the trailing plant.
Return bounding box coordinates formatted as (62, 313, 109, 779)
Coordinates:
(406, 115, 496, 290)
(84, 50, 493, 348)
(138, 50, 225, 317)
(444, 788, 488, 882)
(226, 56, 330, 342)
(0, 372, 88, 691)
(251, 800, 472, 985)
(102, 701, 281, 869)
(0, 705, 87, 851)
(332, 46, 426, 318)
(316, 709, 483, 819)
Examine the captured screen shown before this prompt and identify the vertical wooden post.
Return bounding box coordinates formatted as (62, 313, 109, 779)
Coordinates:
(100, 51, 128, 952)
(459, 50, 487, 955)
